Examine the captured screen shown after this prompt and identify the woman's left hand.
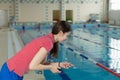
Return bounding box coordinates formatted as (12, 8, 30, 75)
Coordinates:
(59, 62, 74, 69)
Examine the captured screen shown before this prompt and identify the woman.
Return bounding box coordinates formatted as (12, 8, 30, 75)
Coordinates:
(0, 21, 73, 80)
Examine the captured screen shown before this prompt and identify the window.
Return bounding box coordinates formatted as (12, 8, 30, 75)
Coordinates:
(110, 0, 120, 10)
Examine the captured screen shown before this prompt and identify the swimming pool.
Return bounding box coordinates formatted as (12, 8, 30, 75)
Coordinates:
(16, 24, 120, 80)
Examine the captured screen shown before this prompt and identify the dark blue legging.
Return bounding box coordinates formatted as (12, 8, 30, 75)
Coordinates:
(0, 62, 23, 80)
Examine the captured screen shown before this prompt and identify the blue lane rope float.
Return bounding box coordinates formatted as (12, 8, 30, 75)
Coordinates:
(78, 24, 120, 36)
(73, 35, 120, 51)
(77, 26, 120, 40)
(68, 42, 109, 67)
(60, 43, 120, 78)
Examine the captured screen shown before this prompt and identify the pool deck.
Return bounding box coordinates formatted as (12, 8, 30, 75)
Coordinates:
(0, 27, 45, 80)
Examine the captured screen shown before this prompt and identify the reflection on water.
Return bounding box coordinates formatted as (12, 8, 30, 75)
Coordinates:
(109, 38, 120, 73)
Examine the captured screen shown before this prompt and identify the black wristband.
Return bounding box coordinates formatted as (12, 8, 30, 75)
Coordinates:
(58, 62, 61, 67)
(58, 62, 62, 71)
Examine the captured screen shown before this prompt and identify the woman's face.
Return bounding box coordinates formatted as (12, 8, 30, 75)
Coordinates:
(57, 31, 71, 42)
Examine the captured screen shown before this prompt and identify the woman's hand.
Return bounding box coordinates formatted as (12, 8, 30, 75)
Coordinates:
(49, 62, 61, 73)
(59, 62, 74, 69)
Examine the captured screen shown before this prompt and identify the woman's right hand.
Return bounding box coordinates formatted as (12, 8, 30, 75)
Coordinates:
(50, 62, 61, 73)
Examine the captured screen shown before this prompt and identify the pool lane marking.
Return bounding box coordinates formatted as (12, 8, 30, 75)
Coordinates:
(60, 43, 120, 78)
(73, 35, 120, 51)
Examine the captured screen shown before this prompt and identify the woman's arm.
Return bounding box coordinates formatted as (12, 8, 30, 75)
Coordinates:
(29, 47, 61, 73)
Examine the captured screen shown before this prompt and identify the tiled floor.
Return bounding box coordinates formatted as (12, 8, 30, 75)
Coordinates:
(0, 27, 45, 80)
(0, 28, 8, 68)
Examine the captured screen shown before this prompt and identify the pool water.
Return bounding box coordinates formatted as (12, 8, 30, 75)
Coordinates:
(16, 24, 120, 80)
